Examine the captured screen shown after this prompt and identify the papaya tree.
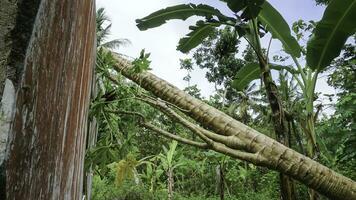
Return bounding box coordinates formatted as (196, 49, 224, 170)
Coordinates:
(157, 141, 186, 200)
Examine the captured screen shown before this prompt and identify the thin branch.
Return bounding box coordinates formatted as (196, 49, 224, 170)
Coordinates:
(142, 122, 209, 149)
(109, 109, 208, 149)
(210, 142, 261, 164)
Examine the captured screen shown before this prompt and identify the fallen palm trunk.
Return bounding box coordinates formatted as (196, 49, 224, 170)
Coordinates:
(112, 54, 356, 200)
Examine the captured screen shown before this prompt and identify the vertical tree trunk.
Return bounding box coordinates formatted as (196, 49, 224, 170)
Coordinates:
(259, 56, 296, 200)
(167, 168, 174, 200)
(305, 114, 320, 200)
(218, 164, 225, 200)
(250, 17, 296, 199)
(5, 0, 96, 199)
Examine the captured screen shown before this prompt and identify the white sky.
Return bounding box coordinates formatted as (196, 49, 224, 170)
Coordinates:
(96, 0, 337, 108)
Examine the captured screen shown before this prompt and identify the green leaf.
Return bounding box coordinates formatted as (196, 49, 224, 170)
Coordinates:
(221, 0, 265, 20)
(136, 4, 229, 31)
(232, 63, 298, 91)
(177, 21, 219, 53)
(306, 0, 356, 71)
(241, 0, 265, 20)
(257, 2, 301, 58)
(167, 141, 178, 165)
(132, 49, 152, 73)
(232, 63, 260, 91)
(270, 64, 299, 75)
(220, 0, 246, 13)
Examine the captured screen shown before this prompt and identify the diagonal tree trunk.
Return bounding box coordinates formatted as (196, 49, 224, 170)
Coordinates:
(111, 54, 356, 200)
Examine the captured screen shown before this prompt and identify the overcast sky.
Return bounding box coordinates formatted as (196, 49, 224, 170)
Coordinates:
(96, 0, 335, 106)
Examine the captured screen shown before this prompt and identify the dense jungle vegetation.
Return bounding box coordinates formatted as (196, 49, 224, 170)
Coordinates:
(86, 1, 355, 200)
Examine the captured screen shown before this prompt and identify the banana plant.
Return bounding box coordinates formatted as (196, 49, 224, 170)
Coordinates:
(157, 141, 186, 200)
(140, 159, 164, 193)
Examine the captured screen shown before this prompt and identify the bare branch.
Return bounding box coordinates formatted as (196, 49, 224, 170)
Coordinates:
(109, 109, 208, 149)
(142, 122, 209, 149)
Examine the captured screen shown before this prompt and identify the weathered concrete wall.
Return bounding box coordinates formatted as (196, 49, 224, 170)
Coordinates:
(6, 0, 96, 199)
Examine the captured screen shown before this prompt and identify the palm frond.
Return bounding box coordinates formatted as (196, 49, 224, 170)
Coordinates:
(96, 7, 110, 29)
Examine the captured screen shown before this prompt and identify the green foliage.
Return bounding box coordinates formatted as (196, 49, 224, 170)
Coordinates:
(183, 85, 202, 99)
(92, 174, 154, 200)
(232, 63, 298, 91)
(221, 0, 265, 20)
(214, 27, 239, 57)
(318, 93, 356, 159)
(257, 1, 301, 58)
(96, 7, 130, 49)
(158, 141, 186, 171)
(292, 20, 315, 42)
(177, 21, 218, 53)
(115, 154, 140, 186)
(327, 41, 355, 95)
(179, 59, 193, 71)
(132, 49, 152, 73)
(136, 4, 230, 31)
(192, 27, 245, 86)
(306, 0, 356, 70)
(231, 62, 260, 91)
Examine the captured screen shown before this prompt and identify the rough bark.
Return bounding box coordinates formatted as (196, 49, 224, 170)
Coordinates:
(259, 58, 296, 200)
(112, 55, 356, 200)
(217, 164, 225, 200)
(5, 0, 96, 199)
